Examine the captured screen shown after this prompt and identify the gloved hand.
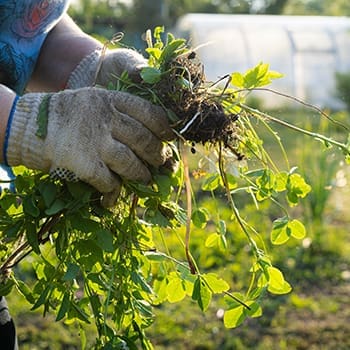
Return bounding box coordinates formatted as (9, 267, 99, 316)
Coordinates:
(5, 87, 173, 206)
(67, 48, 147, 89)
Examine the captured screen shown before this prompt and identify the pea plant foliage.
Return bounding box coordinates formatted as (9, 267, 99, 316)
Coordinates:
(1, 27, 349, 349)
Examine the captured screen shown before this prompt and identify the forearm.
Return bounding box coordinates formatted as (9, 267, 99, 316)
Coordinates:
(0, 85, 16, 163)
(27, 15, 102, 92)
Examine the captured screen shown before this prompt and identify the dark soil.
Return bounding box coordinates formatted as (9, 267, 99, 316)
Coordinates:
(156, 52, 238, 147)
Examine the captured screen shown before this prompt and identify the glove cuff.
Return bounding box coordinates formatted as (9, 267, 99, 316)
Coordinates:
(6, 93, 50, 171)
(66, 49, 101, 89)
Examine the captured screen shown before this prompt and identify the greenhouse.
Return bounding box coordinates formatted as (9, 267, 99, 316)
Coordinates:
(175, 14, 350, 108)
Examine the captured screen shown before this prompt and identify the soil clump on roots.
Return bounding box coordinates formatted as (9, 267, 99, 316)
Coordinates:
(155, 52, 238, 148)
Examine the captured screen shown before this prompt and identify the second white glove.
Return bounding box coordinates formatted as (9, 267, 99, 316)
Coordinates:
(67, 48, 147, 89)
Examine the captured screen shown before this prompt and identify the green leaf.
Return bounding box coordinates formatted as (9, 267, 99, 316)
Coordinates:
(241, 62, 282, 88)
(144, 208, 170, 227)
(96, 229, 114, 253)
(159, 38, 186, 64)
(223, 305, 246, 328)
(289, 219, 306, 240)
(38, 181, 57, 208)
(4, 220, 23, 238)
(271, 217, 306, 245)
(245, 168, 265, 178)
(173, 204, 187, 225)
(153, 278, 168, 303)
(192, 277, 212, 312)
(69, 216, 100, 233)
(271, 217, 290, 245)
(36, 94, 52, 138)
(226, 173, 238, 190)
(56, 292, 71, 321)
(141, 67, 162, 84)
(154, 174, 173, 199)
(201, 173, 221, 191)
(203, 273, 230, 294)
(63, 263, 80, 281)
(268, 70, 284, 80)
(32, 284, 53, 310)
(205, 233, 220, 248)
(134, 299, 154, 318)
(223, 299, 261, 328)
(131, 272, 153, 295)
(266, 266, 292, 295)
(16, 280, 35, 304)
(34, 261, 54, 281)
(87, 273, 106, 290)
(286, 173, 311, 206)
(219, 234, 228, 250)
(153, 26, 164, 44)
(25, 221, 40, 254)
(243, 63, 267, 88)
(55, 229, 68, 258)
(66, 181, 93, 201)
(166, 31, 176, 44)
(256, 169, 275, 189)
(255, 169, 275, 201)
(145, 47, 162, 60)
(76, 240, 103, 269)
(230, 72, 244, 88)
(166, 276, 187, 303)
(144, 251, 168, 262)
(246, 301, 263, 318)
(70, 301, 91, 324)
(14, 174, 29, 193)
(23, 196, 40, 217)
(45, 198, 66, 215)
(127, 182, 158, 198)
(0, 279, 15, 296)
(217, 220, 226, 236)
(275, 171, 288, 192)
(191, 208, 208, 229)
(88, 294, 102, 319)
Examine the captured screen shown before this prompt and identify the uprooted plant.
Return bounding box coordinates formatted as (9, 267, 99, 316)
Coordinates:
(1, 26, 350, 349)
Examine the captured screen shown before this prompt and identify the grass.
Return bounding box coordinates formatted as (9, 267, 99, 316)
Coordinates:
(148, 282, 350, 350)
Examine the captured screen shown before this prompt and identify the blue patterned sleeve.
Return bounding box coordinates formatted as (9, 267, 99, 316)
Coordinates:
(0, 1, 71, 187)
(0, 0, 70, 94)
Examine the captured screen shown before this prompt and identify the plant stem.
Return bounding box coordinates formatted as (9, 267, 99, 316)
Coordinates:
(243, 104, 350, 155)
(182, 145, 197, 274)
(238, 87, 349, 131)
(218, 145, 261, 258)
(0, 213, 62, 274)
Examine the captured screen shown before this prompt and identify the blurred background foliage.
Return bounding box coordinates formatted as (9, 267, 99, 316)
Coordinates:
(9, 0, 350, 349)
(68, 0, 350, 46)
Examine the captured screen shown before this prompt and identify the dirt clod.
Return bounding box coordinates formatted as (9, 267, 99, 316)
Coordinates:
(154, 52, 239, 147)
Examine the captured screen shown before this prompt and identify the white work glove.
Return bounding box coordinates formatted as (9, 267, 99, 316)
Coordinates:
(67, 48, 147, 89)
(5, 87, 173, 207)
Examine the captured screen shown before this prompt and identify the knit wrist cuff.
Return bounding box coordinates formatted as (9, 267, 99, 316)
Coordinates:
(66, 50, 101, 89)
(6, 93, 50, 170)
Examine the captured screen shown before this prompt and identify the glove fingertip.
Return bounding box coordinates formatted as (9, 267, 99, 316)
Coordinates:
(159, 127, 175, 141)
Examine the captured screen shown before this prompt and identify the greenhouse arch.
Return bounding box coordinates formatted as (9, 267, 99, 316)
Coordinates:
(175, 14, 350, 108)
